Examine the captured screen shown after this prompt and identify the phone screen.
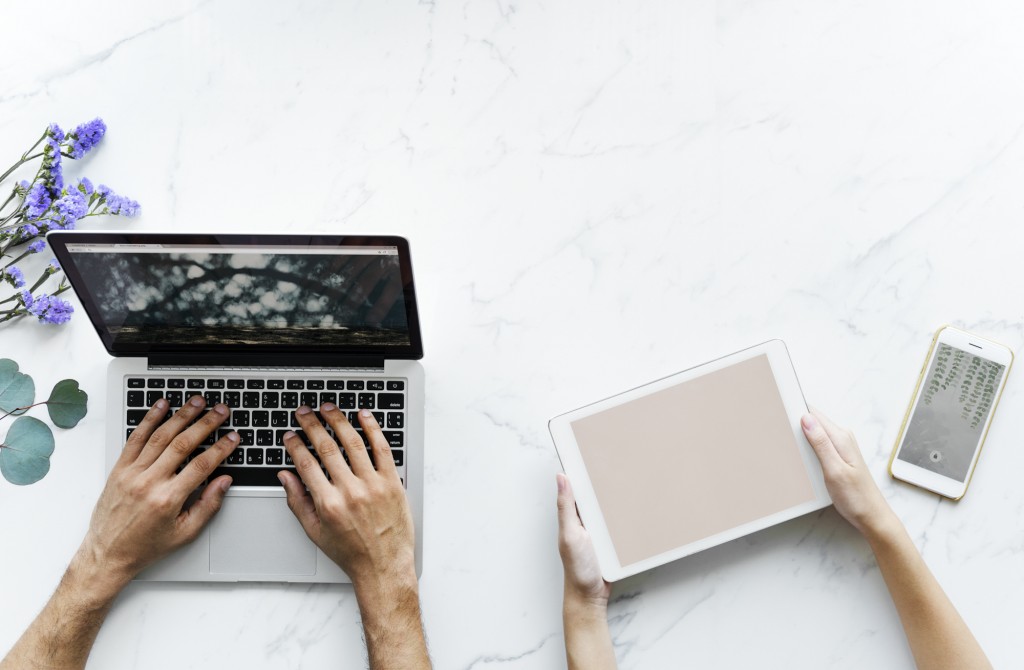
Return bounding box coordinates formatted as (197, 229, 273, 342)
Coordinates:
(897, 342, 1007, 482)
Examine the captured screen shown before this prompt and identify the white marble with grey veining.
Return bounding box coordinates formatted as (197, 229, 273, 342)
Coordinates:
(3, 0, 1024, 667)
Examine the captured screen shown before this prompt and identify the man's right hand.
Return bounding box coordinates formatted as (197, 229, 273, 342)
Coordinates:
(278, 404, 429, 669)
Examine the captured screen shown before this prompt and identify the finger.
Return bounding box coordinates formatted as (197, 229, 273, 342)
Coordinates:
(325, 405, 375, 477)
(282, 429, 332, 496)
(295, 405, 352, 482)
(810, 408, 863, 467)
(119, 398, 169, 464)
(173, 429, 240, 495)
(136, 395, 209, 468)
(151, 403, 231, 476)
(556, 473, 583, 532)
(356, 408, 397, 478)
(801, 413, 845, 473)
(278, 470, 320, 538)
(177, 475, 233, 542)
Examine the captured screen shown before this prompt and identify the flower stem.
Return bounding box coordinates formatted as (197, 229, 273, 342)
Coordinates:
(0, 131, 48, 184)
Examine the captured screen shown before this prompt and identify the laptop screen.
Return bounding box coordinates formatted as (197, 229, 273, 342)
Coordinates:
(47, 233, 423, 359)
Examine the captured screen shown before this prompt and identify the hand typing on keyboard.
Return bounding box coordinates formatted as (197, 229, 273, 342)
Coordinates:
(0, 395, 238, 670)
(277, 404, 430, 669)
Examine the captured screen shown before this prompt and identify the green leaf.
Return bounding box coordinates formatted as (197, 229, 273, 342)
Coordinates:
(0, 359, 35, 413)
(46, 379, 88, 429)
(1, 416, 54, 485)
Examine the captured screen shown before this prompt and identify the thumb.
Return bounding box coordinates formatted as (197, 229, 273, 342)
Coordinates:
(279, 470, 320, 537)
(801, 413, 842, 472)
(556, 473, 582, 532)
(180, 475, 232, 541)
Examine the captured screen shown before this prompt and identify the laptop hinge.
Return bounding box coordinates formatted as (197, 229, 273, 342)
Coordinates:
(147, 353, 386, 371)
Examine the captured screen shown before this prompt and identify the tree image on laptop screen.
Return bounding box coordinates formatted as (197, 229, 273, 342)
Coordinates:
(70, 251, 410, 346)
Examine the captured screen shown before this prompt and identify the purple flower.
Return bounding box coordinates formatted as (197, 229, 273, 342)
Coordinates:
(97, 184, 140, 217)
(51, 189, 89, 227)
(76, 177, 94, 195)
(43, 137, 64, 194)
(20, 223, 40, 237)
(25, 293, 74, 324)
(23, 182, 52, 219)
(48, 258, 61, 273)
(48, 123, 65, 142)
(28, 239, 46, 254)
(4, 266, 26, 288)
(67, 118, 106, 159)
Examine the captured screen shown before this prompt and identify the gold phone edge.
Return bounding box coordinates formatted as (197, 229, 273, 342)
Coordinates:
(887, 324, 1015, 501)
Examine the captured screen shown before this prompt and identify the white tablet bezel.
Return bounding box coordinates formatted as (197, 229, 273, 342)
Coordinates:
(548, 339, 831, 582)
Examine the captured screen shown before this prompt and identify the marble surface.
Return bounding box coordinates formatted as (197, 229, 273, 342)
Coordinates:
(3, 1, 1024, 667)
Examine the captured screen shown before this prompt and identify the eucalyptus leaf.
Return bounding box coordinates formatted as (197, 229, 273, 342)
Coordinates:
(0, 359, 35, 414)
(46, 379, 89, 429)
(0, 416, 54, 485)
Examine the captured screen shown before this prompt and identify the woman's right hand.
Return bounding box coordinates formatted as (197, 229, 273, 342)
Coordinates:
(556, 473, 612, 608)
(800, 409, 899, 539)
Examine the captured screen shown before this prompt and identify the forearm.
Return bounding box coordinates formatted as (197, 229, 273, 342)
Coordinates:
(563, 590, 616, 670)
(1, 549, 128, 670)
(354, 572, 431, 670)
(865, 518, 991, 670)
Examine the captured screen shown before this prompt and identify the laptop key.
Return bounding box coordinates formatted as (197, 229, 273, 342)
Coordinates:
(281, 392, 299, 408)
(126, 410, 148, 426)
(147, 378, 166, 389)
(242, 392, 260, 408)
(207, 379, 225, 389)
(378, 393, 404, 410)
(232, 410, 250, 427)
(165, 391, 184, 407)
(319, 392, 337, 406)
(271, 411, 289, 427)
(252, 410, 270, 427)
(287, 379, 304, 389)
(227, 379, 245, 389)
(307, 379, 324, 390)
(383, 431, 404, 448)
(127, 378, 145, 388)
(372, 411, 385, 426)
(246, 379, 265, 389)
(392, 450, 404, 467)
(237, 429, 255, 446)
(256, 430, 274, 446)
(244, 448, 262, 466)
(226, 448, 244, 465)
(268, 379, 285, 390)
(276, 429, 291, 446)
(347, 380, 364, 390)
(187, 379, 204, 389)
(223, 391, 241, 408)
(327, 380, 345, 390)
(300, 392, 317, 407)
(357, 393, 375, 409)
(266, 448, 283, 465)
(367, 380, 385, 391)
(203, 391, 221, 406)
(387, 413, 404, 429)
(261, 392, 279, 408)
(126, 391, 144, 407)
(338, 393, 356, 409)
(386, 380, 405, 391)
(210, 466, 293, 486)
(167, 378, 186, 388)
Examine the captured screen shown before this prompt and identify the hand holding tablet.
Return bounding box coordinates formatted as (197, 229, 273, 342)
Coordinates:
(548, 340, 831, 581)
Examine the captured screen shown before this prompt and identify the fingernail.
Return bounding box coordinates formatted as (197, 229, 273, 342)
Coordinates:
(220, 478, 232, 492)
(190, 396, 204, 407)
(276, 472, 285, 485)
(359, 408, 371, 418)
(227, 431, 239, 442)
(297, 406, 311, 415)
(801, 414, 818, 431)
(556, 473, 566, 492)
(156, 399, 167, 409)
(321, 402, 336, 412)
(214, 404, 228, 415)
(283, 430, 297, 440)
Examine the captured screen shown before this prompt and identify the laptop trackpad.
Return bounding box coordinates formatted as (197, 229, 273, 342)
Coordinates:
(210, 497, 317, 576)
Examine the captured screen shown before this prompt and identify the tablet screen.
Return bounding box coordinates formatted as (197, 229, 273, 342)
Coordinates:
(569, 354, 817, 567)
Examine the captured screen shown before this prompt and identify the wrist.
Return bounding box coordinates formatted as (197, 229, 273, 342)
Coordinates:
(352, 564, 420, 617)
(563, 586, 609, 617)
(858, 508, 906, 548)
(65, 543, 132, 609)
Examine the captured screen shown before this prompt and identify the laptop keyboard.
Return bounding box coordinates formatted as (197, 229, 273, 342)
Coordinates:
(124, 376, 407, 488)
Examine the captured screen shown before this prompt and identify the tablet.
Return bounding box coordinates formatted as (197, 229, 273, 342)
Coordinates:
(548, 340, 831, 581)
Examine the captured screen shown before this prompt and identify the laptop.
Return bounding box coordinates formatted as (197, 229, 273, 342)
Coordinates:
(47, 232, 424, 582)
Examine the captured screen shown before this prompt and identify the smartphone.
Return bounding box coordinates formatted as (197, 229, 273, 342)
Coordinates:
(889, 326, 1013, 500)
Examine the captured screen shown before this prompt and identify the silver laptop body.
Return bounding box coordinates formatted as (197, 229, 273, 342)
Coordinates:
(48, 232, 425, 583)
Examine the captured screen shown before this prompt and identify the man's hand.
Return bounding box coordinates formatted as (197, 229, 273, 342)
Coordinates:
(1, 395, 236, 670)
(800, 409, 899, 540)
(278, 404, 429, 669)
